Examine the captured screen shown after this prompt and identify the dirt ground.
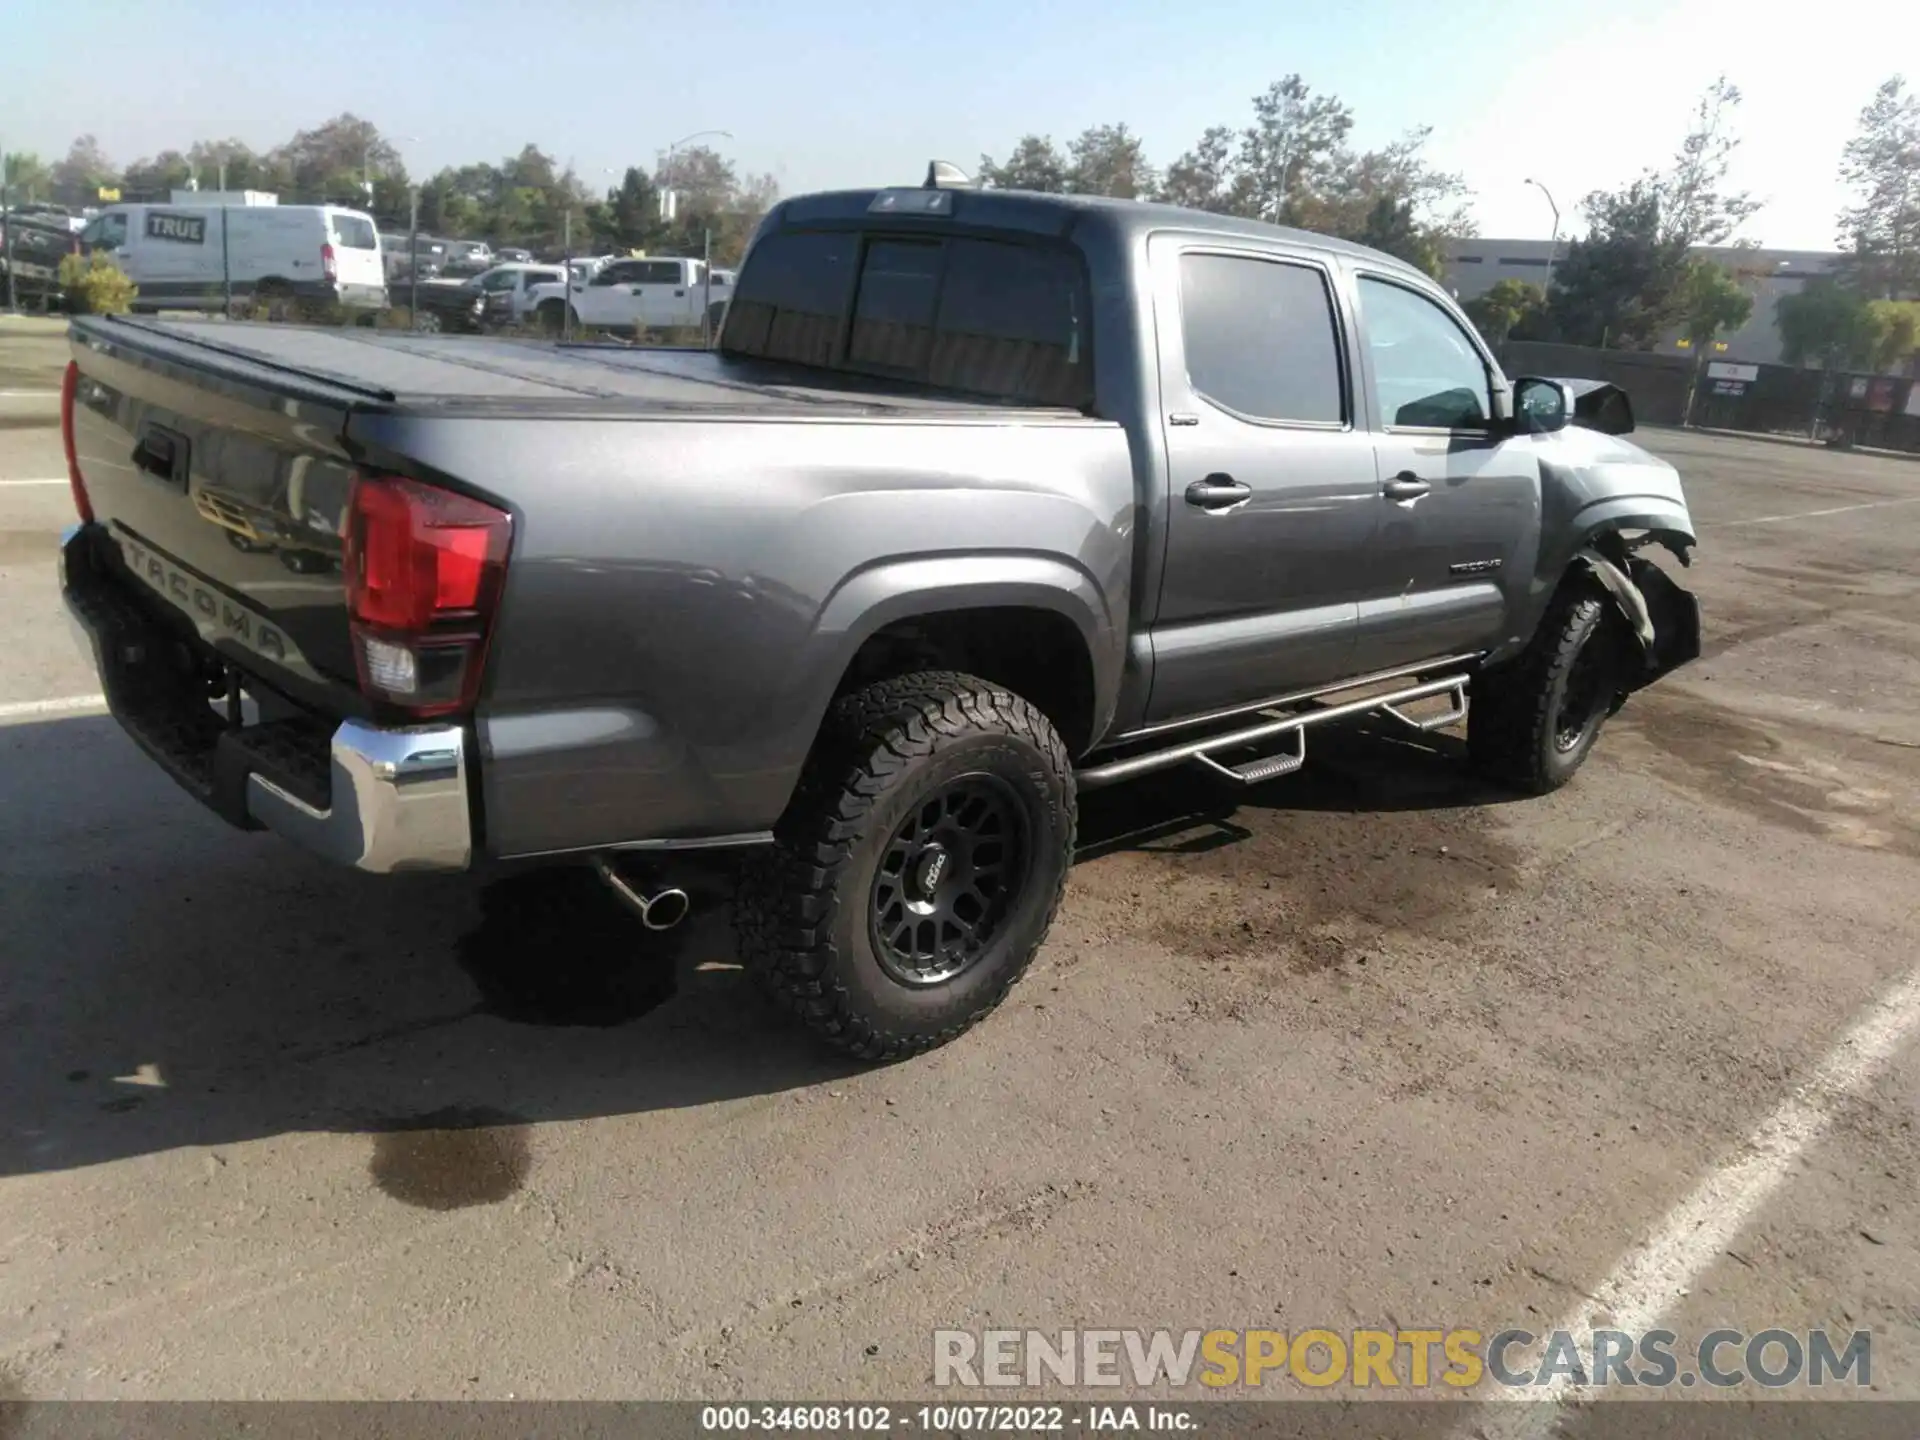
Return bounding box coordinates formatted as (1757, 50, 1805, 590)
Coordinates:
(1, 371, 1917, 1435)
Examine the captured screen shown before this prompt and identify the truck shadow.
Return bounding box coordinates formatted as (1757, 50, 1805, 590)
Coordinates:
(1, 712, 1512, 1183)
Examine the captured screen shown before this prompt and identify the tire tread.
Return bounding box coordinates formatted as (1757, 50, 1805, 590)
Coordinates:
(733, 671, 1075, 1061)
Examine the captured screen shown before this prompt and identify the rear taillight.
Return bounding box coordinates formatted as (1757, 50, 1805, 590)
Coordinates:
(321, 242, 337, 282)
(344, 473, 512, 719)
(60, 361, 93, 523)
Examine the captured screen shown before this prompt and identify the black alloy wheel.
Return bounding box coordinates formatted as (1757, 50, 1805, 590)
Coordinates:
(870, 773, 1028, 987)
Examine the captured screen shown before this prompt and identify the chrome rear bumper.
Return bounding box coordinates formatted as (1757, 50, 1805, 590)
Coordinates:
(246, 720, 471, 873)
(61, 522, 473, 874)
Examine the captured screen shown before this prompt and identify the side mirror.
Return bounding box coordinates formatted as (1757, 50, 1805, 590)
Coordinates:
(1512, 377, 1573, 434)
(1568, 380, 1635, 436)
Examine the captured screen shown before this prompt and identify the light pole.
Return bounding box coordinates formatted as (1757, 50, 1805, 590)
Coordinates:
(1524, 177, 1561, 294)
(660, 129, 732, 225)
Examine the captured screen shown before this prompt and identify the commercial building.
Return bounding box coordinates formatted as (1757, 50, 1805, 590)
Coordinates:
(1439, 236, 1847, 367)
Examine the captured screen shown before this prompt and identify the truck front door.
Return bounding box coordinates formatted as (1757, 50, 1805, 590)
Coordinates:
(574, 260, 645, 326)
(1348, 268, 1540, 673)
(1144, 236, 1378, 726)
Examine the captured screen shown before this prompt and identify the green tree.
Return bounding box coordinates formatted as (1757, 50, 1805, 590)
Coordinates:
(1659, 76, 1762, 247)
(1546, 78, 1760, 348)
(1234, 75, 1354, 226)
(1865, 298, 1920, 370)
(606, 166, 661, 250)
(1679, 260, 1754, 417)
(1545, 181, 1688, 347)
(1837, 76, 1920, 298)
(1775, 279, 1879, 368)
(1, 151, 52, 205)
(1680, 259, 1754, 349)
(1065, 124, 1157, 199)
(978, 135, 1070, 192)
(1464, 279, 1548, 348)
(270, 113, 405, 203)
(50, 136, 119, 206)
(1160, 126, 1237, 212)
(122, 150, 195, 197)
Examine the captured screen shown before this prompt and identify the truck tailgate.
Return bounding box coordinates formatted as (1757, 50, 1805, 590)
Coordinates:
(66, 319, 375, 719)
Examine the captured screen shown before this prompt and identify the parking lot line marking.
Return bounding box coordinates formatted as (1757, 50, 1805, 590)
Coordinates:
(1474, 964, 1920, 1434)
(0, 693, 107, 721)
(1717, 496, 1920, 527)
(0, 478, 68, 487)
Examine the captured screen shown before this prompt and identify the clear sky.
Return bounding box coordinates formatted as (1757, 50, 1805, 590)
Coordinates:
(5, 0, 1910, 250)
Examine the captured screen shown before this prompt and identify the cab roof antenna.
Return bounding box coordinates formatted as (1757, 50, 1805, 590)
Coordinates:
(923, 161, 974, 190)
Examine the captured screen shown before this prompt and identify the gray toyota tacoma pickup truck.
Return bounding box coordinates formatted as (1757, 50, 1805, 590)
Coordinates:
(56, 167, 1700, 1059)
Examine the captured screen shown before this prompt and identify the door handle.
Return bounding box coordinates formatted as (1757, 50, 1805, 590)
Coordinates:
(132, 425, 188, 488)
(1185, 476, 1253, 511)
(1383, 472, 1431, 502)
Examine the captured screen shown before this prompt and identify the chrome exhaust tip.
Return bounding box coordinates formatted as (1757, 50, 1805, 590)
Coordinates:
(592, 857, 691, 932)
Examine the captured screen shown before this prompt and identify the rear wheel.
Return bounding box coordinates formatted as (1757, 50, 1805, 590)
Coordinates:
(413, 308, 443, 334)
(1469, 582, 1627, 795)
(734, 672, 1075, 1061)
(537, 299, 565, 335)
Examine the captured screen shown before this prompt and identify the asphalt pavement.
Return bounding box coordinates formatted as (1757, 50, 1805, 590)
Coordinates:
(0, 342, 1916, 1433)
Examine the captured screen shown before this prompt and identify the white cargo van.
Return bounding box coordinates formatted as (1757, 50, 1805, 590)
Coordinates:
(77, 203, 388, 314)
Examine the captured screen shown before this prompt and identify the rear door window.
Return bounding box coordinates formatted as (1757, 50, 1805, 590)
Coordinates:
(1178, 253, 1345, 425)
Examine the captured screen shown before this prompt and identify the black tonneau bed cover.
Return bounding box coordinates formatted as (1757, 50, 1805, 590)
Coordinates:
(72, 317, 1083, 419)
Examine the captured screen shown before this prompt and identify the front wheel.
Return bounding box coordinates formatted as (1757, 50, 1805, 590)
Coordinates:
(734, 672, 1076, 1061)
(1468, 583, 1627, 795)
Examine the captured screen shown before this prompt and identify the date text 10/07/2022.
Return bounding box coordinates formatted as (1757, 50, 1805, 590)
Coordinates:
(700, 1405, 1197, 1432)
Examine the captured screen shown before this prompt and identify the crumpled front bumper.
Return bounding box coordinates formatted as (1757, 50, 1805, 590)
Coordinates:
(59, 524, 473, 874)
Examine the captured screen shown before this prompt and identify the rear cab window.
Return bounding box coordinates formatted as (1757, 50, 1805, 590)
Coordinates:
(722, 228, 1093, 409)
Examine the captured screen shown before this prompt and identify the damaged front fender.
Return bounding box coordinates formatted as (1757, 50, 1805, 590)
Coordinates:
(1574, 542, 1702, 688)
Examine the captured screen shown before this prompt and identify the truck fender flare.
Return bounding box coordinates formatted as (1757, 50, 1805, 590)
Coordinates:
(1572, 546, 1654, 653)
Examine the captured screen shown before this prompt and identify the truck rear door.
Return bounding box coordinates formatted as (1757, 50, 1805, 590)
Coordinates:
(1142, 234, 1375, 725)
(636, 259, 691, 327)
(327, 211, 385, 292)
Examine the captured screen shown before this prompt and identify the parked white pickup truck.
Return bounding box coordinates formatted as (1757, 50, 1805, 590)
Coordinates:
(528, 256, 733, 334)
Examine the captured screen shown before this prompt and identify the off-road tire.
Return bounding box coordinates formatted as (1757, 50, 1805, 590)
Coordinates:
(1468, 580, 1626, 795)
(734, 671, 1076, 1061)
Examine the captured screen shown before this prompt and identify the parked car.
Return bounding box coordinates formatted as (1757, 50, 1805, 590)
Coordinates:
(56, 172, 1701, 1062)
(382, 235, 448, 283)
(401, 276, 489, 333)
(528, 255, 733, 333)
(442, 239, 493, 271)
(473, 263, 567, 327)
(0, 213, 82, 309)
(494, 247, 534, 265)
(76, 202, 387, 314)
